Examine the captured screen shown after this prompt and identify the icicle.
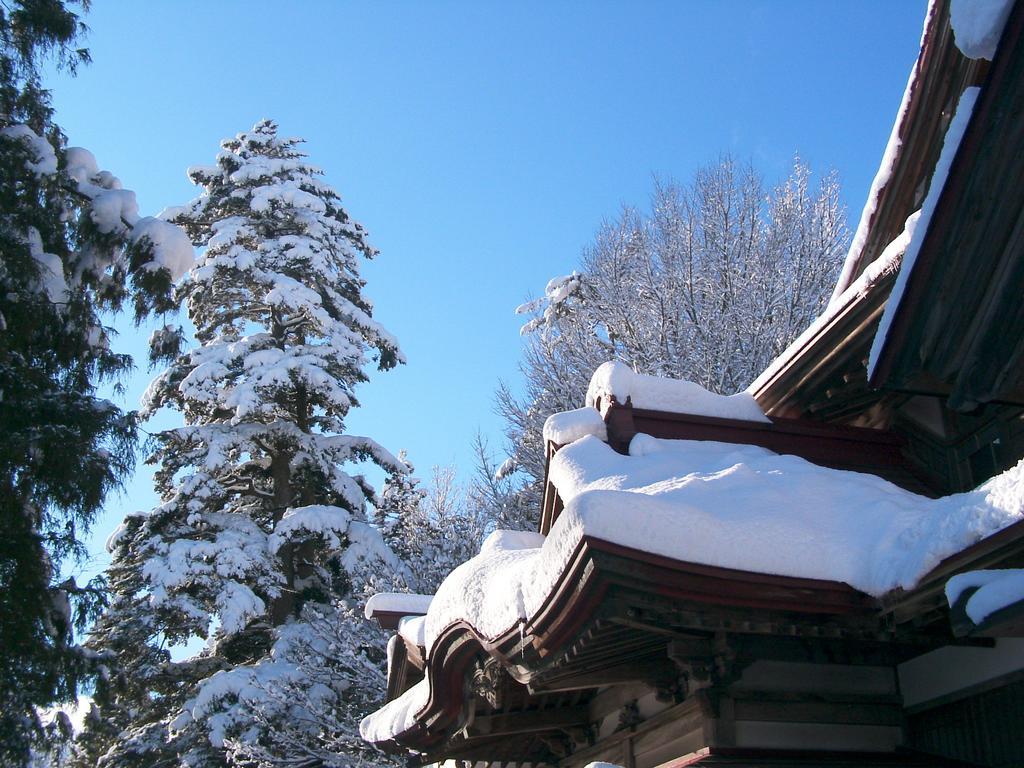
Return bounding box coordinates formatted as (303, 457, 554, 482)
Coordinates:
(515, 584, 527, 658)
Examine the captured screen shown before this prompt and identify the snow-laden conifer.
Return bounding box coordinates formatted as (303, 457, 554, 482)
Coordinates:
(79, 120, 405, 767)
(1, 3, 192, 762)
(375, 458, 487, 595)
(373, 451, 427, 565)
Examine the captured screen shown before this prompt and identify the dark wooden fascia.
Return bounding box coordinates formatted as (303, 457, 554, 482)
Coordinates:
(869, 0, 1023, 399)
(881, 517, 1024, 634)
(382, 536, 881, 753)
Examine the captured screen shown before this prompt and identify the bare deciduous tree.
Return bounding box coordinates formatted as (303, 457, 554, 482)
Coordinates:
(497, 156, 849, 526)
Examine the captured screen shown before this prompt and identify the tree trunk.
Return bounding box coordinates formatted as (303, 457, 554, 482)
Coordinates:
(269, 451, 295, 625)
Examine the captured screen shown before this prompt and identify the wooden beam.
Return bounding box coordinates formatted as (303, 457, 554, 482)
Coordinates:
(729, 690, 904, 727)
(467, 706, 591, 737)
(530, 659, 674, 693)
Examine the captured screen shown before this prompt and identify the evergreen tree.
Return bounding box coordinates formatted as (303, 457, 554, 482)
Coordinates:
(0, 2, 191, 762)
(78, 121, 405, 767)
(373, 450, 427, 565)
(374, 454, 487, 594)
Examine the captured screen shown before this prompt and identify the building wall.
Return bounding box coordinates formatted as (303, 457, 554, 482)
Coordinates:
(907, 676, 1024, 767)
(899, 639, 1024, 767)
(898, 638, 1024, 708)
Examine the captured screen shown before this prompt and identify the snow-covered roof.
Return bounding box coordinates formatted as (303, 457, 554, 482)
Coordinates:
(548, 435, 1024, 598)
(360, 678, 429, 743)
(950, 0, 1015, 60)
(363, 592, 433, 620)
(543, 406, 607, 445)
(586, 361, 769, 423)
(827, 1, 937, 306)
(397, 614, 426, 648)
(363, 430, 1024, 743)
(946, 568, 1024, 625)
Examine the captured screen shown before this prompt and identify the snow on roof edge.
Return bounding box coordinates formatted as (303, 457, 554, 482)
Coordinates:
(364, 592, 433, 620)
(828, 0, 937, 308)
(587, 361, 769, 423)
(950, 0, 1015, 60)
(748, 209, 920, 397)
(867, 86, 980, 380)
(360, 677, 430, 743)
(543, 406, 607, 445)
(946, 569, 1024, 624)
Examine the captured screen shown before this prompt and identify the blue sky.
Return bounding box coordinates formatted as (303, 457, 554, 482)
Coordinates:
(47, 1, 927, 578)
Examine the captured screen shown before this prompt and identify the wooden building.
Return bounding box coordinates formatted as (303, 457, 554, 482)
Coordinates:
(362, 2, 1024, 766)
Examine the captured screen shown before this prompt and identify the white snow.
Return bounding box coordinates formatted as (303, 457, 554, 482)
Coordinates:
(105, 511, 144, 553)
(1, 124, 58, 176)
(868, 87, 980, 378)
(494, 456, 518, 481)
(249, 180, 328, 215)
(359, 678, 430, 742)
(552, 434, 1024, 595)
(26, 226, 68, 303)
(61, 145, 193, 281)
(828, 0, 937, 306)
(516, 272, 582, 335)
(479, 529, 546, 554)
(65, 147, 100, 184)
(216, 582, 266, 636)
(176, 620, 336, 748)
(269, 504, 353, 554)
(543, 406, 608, 445)
(950, 0, 1014, 59)
(398, 614, 427, 647)
(89, 188, 139, 234)
(586, 361, 769, 422)
(364, 592, 433, 620)
(131, 216, 195, 281)
(363, 433, 1024, 742)
(423, 434, 1024, 652)
(946, 569, 1024, 623)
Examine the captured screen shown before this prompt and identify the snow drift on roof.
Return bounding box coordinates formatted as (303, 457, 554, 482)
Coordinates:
(398, 614, 426, 648)
(363, 592, 433, 620)
(586, 361, 769, 423)
(946, 569, 1024, 624)
(480, 529, 546, 554)
(360, 678, 430, 743)
(433, 434, 1023, 648)
(550, 433, 1024, 596)
(950, 0, 1014, 60)
(543, 406, 608, 445)
(363, 433, 1024, 743)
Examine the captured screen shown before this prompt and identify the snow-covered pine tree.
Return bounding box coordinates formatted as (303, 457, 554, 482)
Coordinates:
(415, 464, 488, 593)
(373, 450, 427, 563)
(0, 3, 192, 763)
(78, 120, 406, 767)
(373, 454, 488, 594)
